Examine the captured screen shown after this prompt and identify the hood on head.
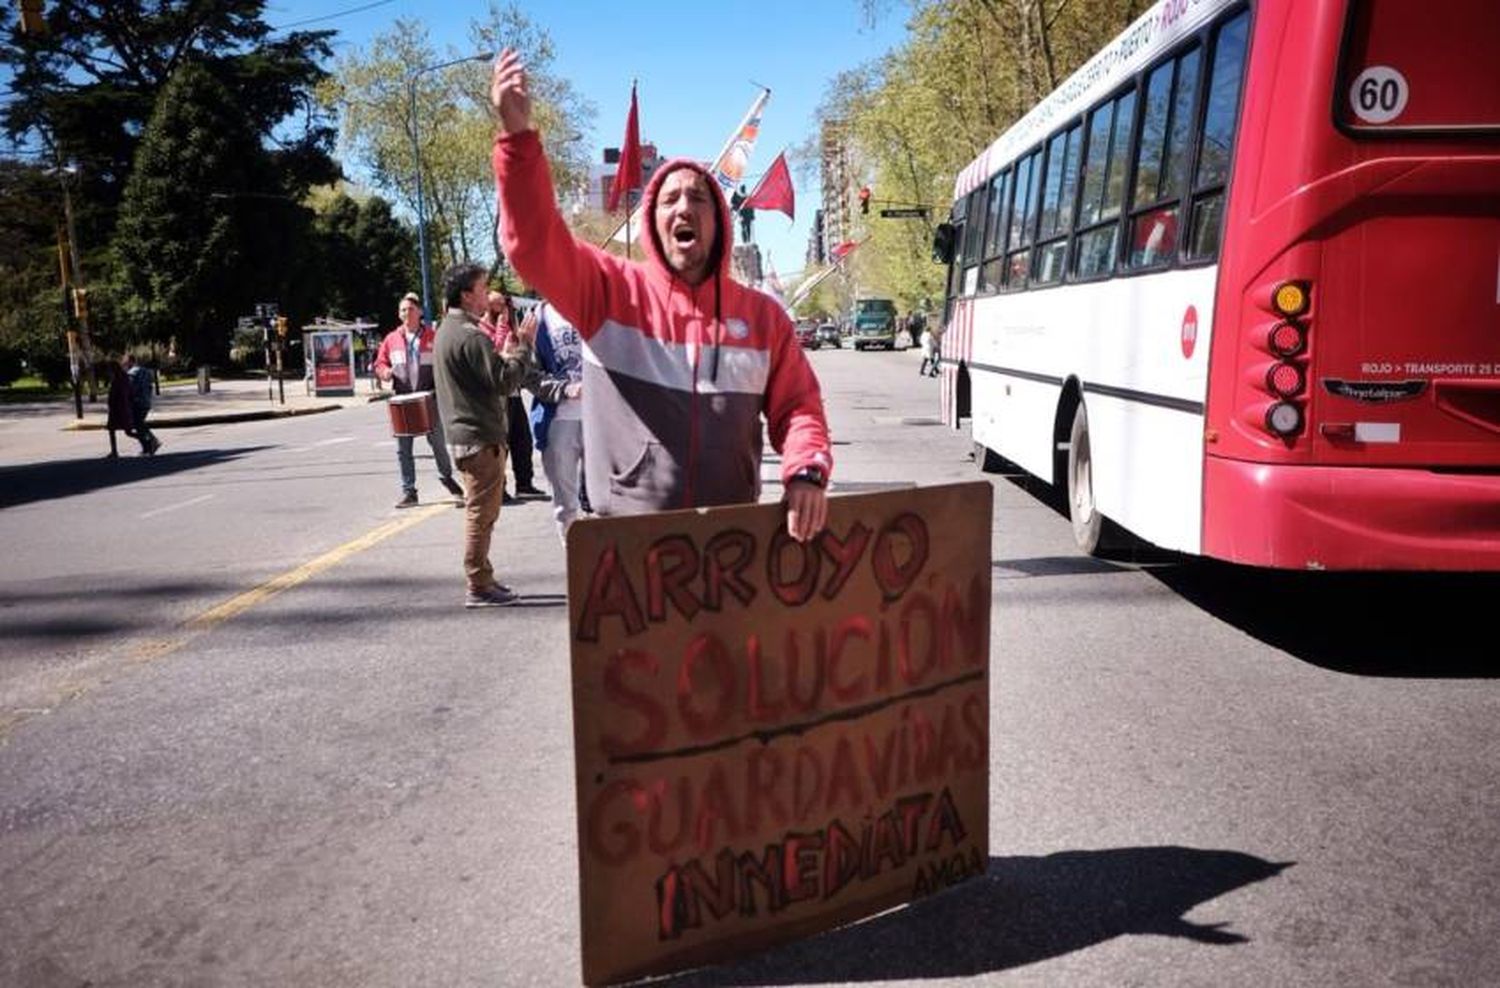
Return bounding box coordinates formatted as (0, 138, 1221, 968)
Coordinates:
(641, 158, 735, 282)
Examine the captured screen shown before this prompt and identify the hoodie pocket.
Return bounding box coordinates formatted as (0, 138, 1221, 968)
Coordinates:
(609, 441, 680, 509)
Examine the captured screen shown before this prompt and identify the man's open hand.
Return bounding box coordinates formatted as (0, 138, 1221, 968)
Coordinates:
(514, 307, 539, 347)
(784, 479, 828, 543)
(490, 48, 532, 135)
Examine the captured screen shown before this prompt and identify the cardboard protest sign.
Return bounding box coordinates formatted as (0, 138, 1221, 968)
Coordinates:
(566, 482, 993, 984)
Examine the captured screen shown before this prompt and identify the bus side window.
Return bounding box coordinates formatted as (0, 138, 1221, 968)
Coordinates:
(946, 221, 966, 302)
(960, 186, 987, 295)
(1034, 123, 1081, 286)
(1186, 10, 1250, 261)
(1005, 149, 1040, 289)
(980, 170, 1010, 293)
(1128, 46, 1202, 269)
(1074, 89, 1135, 279)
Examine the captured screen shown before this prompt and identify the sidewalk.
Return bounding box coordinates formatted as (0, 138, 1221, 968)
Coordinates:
(0, 375, 387, 466)
(65, 375, 387, 431)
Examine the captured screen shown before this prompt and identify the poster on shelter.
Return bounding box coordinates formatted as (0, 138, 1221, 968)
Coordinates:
(310, 330, 354, 395)
(566, 482, 993, 984)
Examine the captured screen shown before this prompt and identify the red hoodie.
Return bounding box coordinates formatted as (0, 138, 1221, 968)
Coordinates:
(493, 130, 832, 516)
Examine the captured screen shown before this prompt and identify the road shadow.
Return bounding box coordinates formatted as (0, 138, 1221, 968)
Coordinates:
(0, 575, 573, 653)
(1152, 560, 1500, 678)
(661, 846, 1288, 985)
(978, 450, 1500, 676)
(0, 446, 273, 509)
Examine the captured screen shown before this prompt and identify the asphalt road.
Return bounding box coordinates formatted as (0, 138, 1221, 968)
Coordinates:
(1, 343, 1497, 987)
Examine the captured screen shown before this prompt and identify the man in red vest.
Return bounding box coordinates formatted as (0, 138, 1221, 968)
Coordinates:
(373, 292, 465, 508)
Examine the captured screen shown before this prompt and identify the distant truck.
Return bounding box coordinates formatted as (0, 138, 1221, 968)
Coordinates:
(851, 298, 897, 350)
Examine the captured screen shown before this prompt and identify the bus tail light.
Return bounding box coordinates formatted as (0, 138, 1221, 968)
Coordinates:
(1266, 361, 1306, 398)
(1265, 401, 1304, 437)
(1254, 279, 1312, 317)
(1271, 281, 1310, 318)
(1267, 321, 1305, 357)
(1247, 278, 1313, 442)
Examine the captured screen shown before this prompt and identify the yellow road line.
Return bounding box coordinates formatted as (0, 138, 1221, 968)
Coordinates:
(2, 504, 451, 743)
(180, 503, 448, 636)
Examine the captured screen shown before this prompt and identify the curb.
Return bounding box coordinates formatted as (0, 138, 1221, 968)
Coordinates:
(63, 403, 344, 432)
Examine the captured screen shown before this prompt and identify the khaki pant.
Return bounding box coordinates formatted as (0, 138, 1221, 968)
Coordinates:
(456, 444, 507, 593)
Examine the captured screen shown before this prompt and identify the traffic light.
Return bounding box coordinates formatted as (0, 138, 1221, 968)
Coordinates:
(276, 315, 288, 338)
(858, 186, 871, 216)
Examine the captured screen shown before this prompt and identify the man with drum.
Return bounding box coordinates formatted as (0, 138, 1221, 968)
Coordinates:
(373, 292, 466, 508)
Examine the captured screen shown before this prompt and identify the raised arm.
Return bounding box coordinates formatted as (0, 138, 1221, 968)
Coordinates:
(490, 49, 618, 338)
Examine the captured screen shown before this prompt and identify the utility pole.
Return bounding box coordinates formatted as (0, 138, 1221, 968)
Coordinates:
(53, 159, 98, 405)
(275, 315, 287, 405)
(55, 226, 82, 418)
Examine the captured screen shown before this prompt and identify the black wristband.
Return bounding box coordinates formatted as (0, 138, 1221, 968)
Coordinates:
(790, 466, 826, 488)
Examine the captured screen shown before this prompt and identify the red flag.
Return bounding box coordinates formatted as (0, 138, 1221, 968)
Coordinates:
(831, 240, 860, 260)
(743, 151, 794, 221)
(607, 83, 642, 213)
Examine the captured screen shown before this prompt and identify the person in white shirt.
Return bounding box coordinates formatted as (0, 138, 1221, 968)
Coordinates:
(528, 303, 586, 542)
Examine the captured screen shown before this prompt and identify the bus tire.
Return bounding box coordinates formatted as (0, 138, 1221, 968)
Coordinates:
(1067, 402, 1105, 555)
(975, 440, 1004, 474)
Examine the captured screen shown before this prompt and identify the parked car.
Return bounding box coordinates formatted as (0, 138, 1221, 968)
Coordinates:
(817, 323, 841, 348)
(794, 322, 820, 349)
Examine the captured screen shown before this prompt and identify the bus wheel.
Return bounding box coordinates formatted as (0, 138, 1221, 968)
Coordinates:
(1067, 403, 1105, 554)
(975, 440, 1004, 474)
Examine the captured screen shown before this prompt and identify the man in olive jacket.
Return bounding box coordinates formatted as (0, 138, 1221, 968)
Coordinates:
(433, 261, 538, 608)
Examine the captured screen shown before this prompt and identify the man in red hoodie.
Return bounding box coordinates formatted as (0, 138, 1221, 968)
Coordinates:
(490, 50, 830, 542)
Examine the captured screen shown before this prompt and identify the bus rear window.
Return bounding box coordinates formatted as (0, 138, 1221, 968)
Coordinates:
(1338, 0, 1500, 133)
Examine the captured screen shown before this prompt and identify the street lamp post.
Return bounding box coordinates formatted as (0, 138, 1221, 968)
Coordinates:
(408, 52, 493, 322)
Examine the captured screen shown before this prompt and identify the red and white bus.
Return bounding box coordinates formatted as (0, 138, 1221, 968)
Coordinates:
(935, 0, 1500, 570)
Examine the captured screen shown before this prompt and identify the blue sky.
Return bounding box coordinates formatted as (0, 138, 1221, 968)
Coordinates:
(265, 0, 910, 279)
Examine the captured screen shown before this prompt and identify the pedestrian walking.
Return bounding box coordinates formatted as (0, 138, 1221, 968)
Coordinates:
(490, 49, 832, 542)
(372, 292, 465, 508)
(528, 302, 586, 543)
(104, 356, 135, 458)
(122, 353, 160, 455)
(919, 326, 942, 377)
(481, 289, 545, 503)
(906, 309, 925, 348)
(432, 261, 539, 608)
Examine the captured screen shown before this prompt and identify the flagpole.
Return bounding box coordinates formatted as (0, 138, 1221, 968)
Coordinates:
(602, 86, 770, 248)
(627, 78, 636, 261)
(787, 236, 871, 309)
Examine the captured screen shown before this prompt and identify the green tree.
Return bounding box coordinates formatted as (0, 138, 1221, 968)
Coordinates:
(312, 191, 417, 323)
(819, 0, 1140, 310)
(314, 192, 365, 319)
(352, 196, 419, 321)
(112, 63, 286, 363)
(320, 3, 593, 282)
(1, 1, 337, 247)
(1, 1, 339, 367)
